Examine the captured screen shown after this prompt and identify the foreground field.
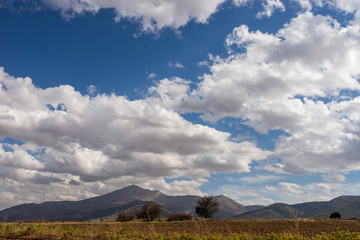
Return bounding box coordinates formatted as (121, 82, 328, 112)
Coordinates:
(1, 219, 360, 239)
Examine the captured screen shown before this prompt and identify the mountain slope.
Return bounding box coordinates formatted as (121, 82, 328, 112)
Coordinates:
(0, 185, 163, 221)
(214, 195, 248, 218)
(2, 185, 359, 221)
(238, 203, 302, 219)
(237, 196, 360, 219)
(0, 185, 245, 221)
(293, 196, 360, 219)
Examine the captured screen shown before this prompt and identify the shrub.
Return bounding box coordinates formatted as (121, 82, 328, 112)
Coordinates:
(136, 202, 162, 221)
(116, 212, 134, 222)
(330, 212, 341, 219)
(167, 213, 193, 221)
(195, 196, 219, 218)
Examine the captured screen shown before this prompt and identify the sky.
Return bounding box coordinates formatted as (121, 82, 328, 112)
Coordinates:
(1, 0, 360, 210)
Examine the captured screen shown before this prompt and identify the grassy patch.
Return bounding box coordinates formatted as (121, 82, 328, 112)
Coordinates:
(1, 219, 360, 239)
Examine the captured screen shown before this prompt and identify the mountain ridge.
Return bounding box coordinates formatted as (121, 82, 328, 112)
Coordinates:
(1, 185, 359, 221)
(0, 185, 248, 221)
(237, 195, 360, 219)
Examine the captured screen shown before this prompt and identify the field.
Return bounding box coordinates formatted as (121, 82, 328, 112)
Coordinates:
(2, 219, 360, 239)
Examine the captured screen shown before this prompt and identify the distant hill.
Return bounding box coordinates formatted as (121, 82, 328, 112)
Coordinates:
(0, 185, 249, 221)
(2, 185, 358, 221)
(237, 196, 360, 219)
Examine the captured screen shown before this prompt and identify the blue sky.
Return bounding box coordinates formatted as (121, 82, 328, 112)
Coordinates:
(1, 0, 360, 210)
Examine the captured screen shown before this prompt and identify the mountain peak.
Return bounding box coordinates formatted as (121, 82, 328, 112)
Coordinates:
(122, 184, 145, 191)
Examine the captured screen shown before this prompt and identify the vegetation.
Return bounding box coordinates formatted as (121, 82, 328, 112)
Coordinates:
(116, 211, 134, 222)
(195, 196, 219, 218)
(330, 211, 341, 219)
(136, 202, 162, 221)
(1, 219, 360, 239)
(167, 213, 193, 221)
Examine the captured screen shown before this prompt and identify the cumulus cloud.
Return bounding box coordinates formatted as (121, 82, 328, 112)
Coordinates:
(0, 67, 269, 210)
(232, 0, 253, 7)
(292, 0, 313, 10)
(322, 173, 346, 182)
(256, 0, 285, 18)
(219, 180, 351, 205)
(4, 0, 344, 34)
(293, 0, 360, 14)
(327, 0, 360, 13)
(239, 174, 283, 184)
(2, 0, 227, 32)
(219, 184, 275, 205)
(148, 12, 360, 175)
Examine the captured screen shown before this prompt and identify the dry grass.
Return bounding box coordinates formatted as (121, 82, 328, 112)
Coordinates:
(1, 218, 360, 239)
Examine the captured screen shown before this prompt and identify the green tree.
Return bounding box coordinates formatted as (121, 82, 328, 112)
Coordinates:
(167, 213, 193, 221)
(136, 202, 162, 221)
(116, 211, 134, 222)
(330, 212, 341, 219)
(195, 196, 219, 218)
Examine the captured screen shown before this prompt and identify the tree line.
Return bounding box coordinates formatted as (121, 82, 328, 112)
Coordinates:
(116, 196, 219, 222)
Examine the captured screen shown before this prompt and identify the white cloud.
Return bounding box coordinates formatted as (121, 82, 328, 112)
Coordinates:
(149, 12, 360, 175)
(232, 0, 253, 7)
(4, 0, 226, 32)
(168, 61, 185, 69)
(219, 184, 275, 205)
(240, 174, 283, 184)
(271, 182, 337, 204)
(292, 0, 313, 10)
(292, 0, 360, 13)
(330, 0, 360, 13)
(0, 143, 44, 170)
(256, 0, 285, 18)
(198, 60, 210, 67)
(0, 67, 269, 210)
(141, 178, 207, 196)
(86, 85, 97, 96)
(2, 0, 324, 34)
(148, 73, 157, 79)
(217, 176, 360, 206)
(322, 173, 346, 182)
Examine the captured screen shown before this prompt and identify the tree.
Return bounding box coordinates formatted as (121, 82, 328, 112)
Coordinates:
(330, 212, 341, 219)
(195, 196, 219, 218)
(167, 213, 193, 221)
(136, 202, 162, 221)
(116, 211, 134, 222)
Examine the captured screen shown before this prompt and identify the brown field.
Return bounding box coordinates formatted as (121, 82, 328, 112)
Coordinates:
(1, 219, 360, 239)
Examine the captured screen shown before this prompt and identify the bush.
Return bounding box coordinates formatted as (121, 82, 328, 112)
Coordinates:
(167, 213, 193, 221)
(116, 212, 134, 222)
(136, 202, 162, 221)
(330, 212, 341, 219)
(195, 196, 219, 218)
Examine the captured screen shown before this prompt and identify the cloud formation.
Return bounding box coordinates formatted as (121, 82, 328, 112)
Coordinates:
(2, 0, 338, 33)
(1, 0, 227, 32)
(149, 11, 360, 175)
(256, 0, 285, 18)
(0, 67, 268, 209)
(220, 180, 349, 205)
(2, 0, 360, 210)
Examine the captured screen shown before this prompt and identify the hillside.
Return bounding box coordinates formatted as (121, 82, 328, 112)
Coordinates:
(2, 185, 359, 221)
(0, 185, 248, 221)
(237, 196, 360, 219)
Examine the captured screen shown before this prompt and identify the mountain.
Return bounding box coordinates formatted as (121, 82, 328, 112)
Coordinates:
(237, 196, 360, 219)
(3, 185, 358, 221)
(214, 195, 248, 218)
(0, 185, 161, 221)
(0, 185, 247, 221)
(237, 203, 302, 219)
